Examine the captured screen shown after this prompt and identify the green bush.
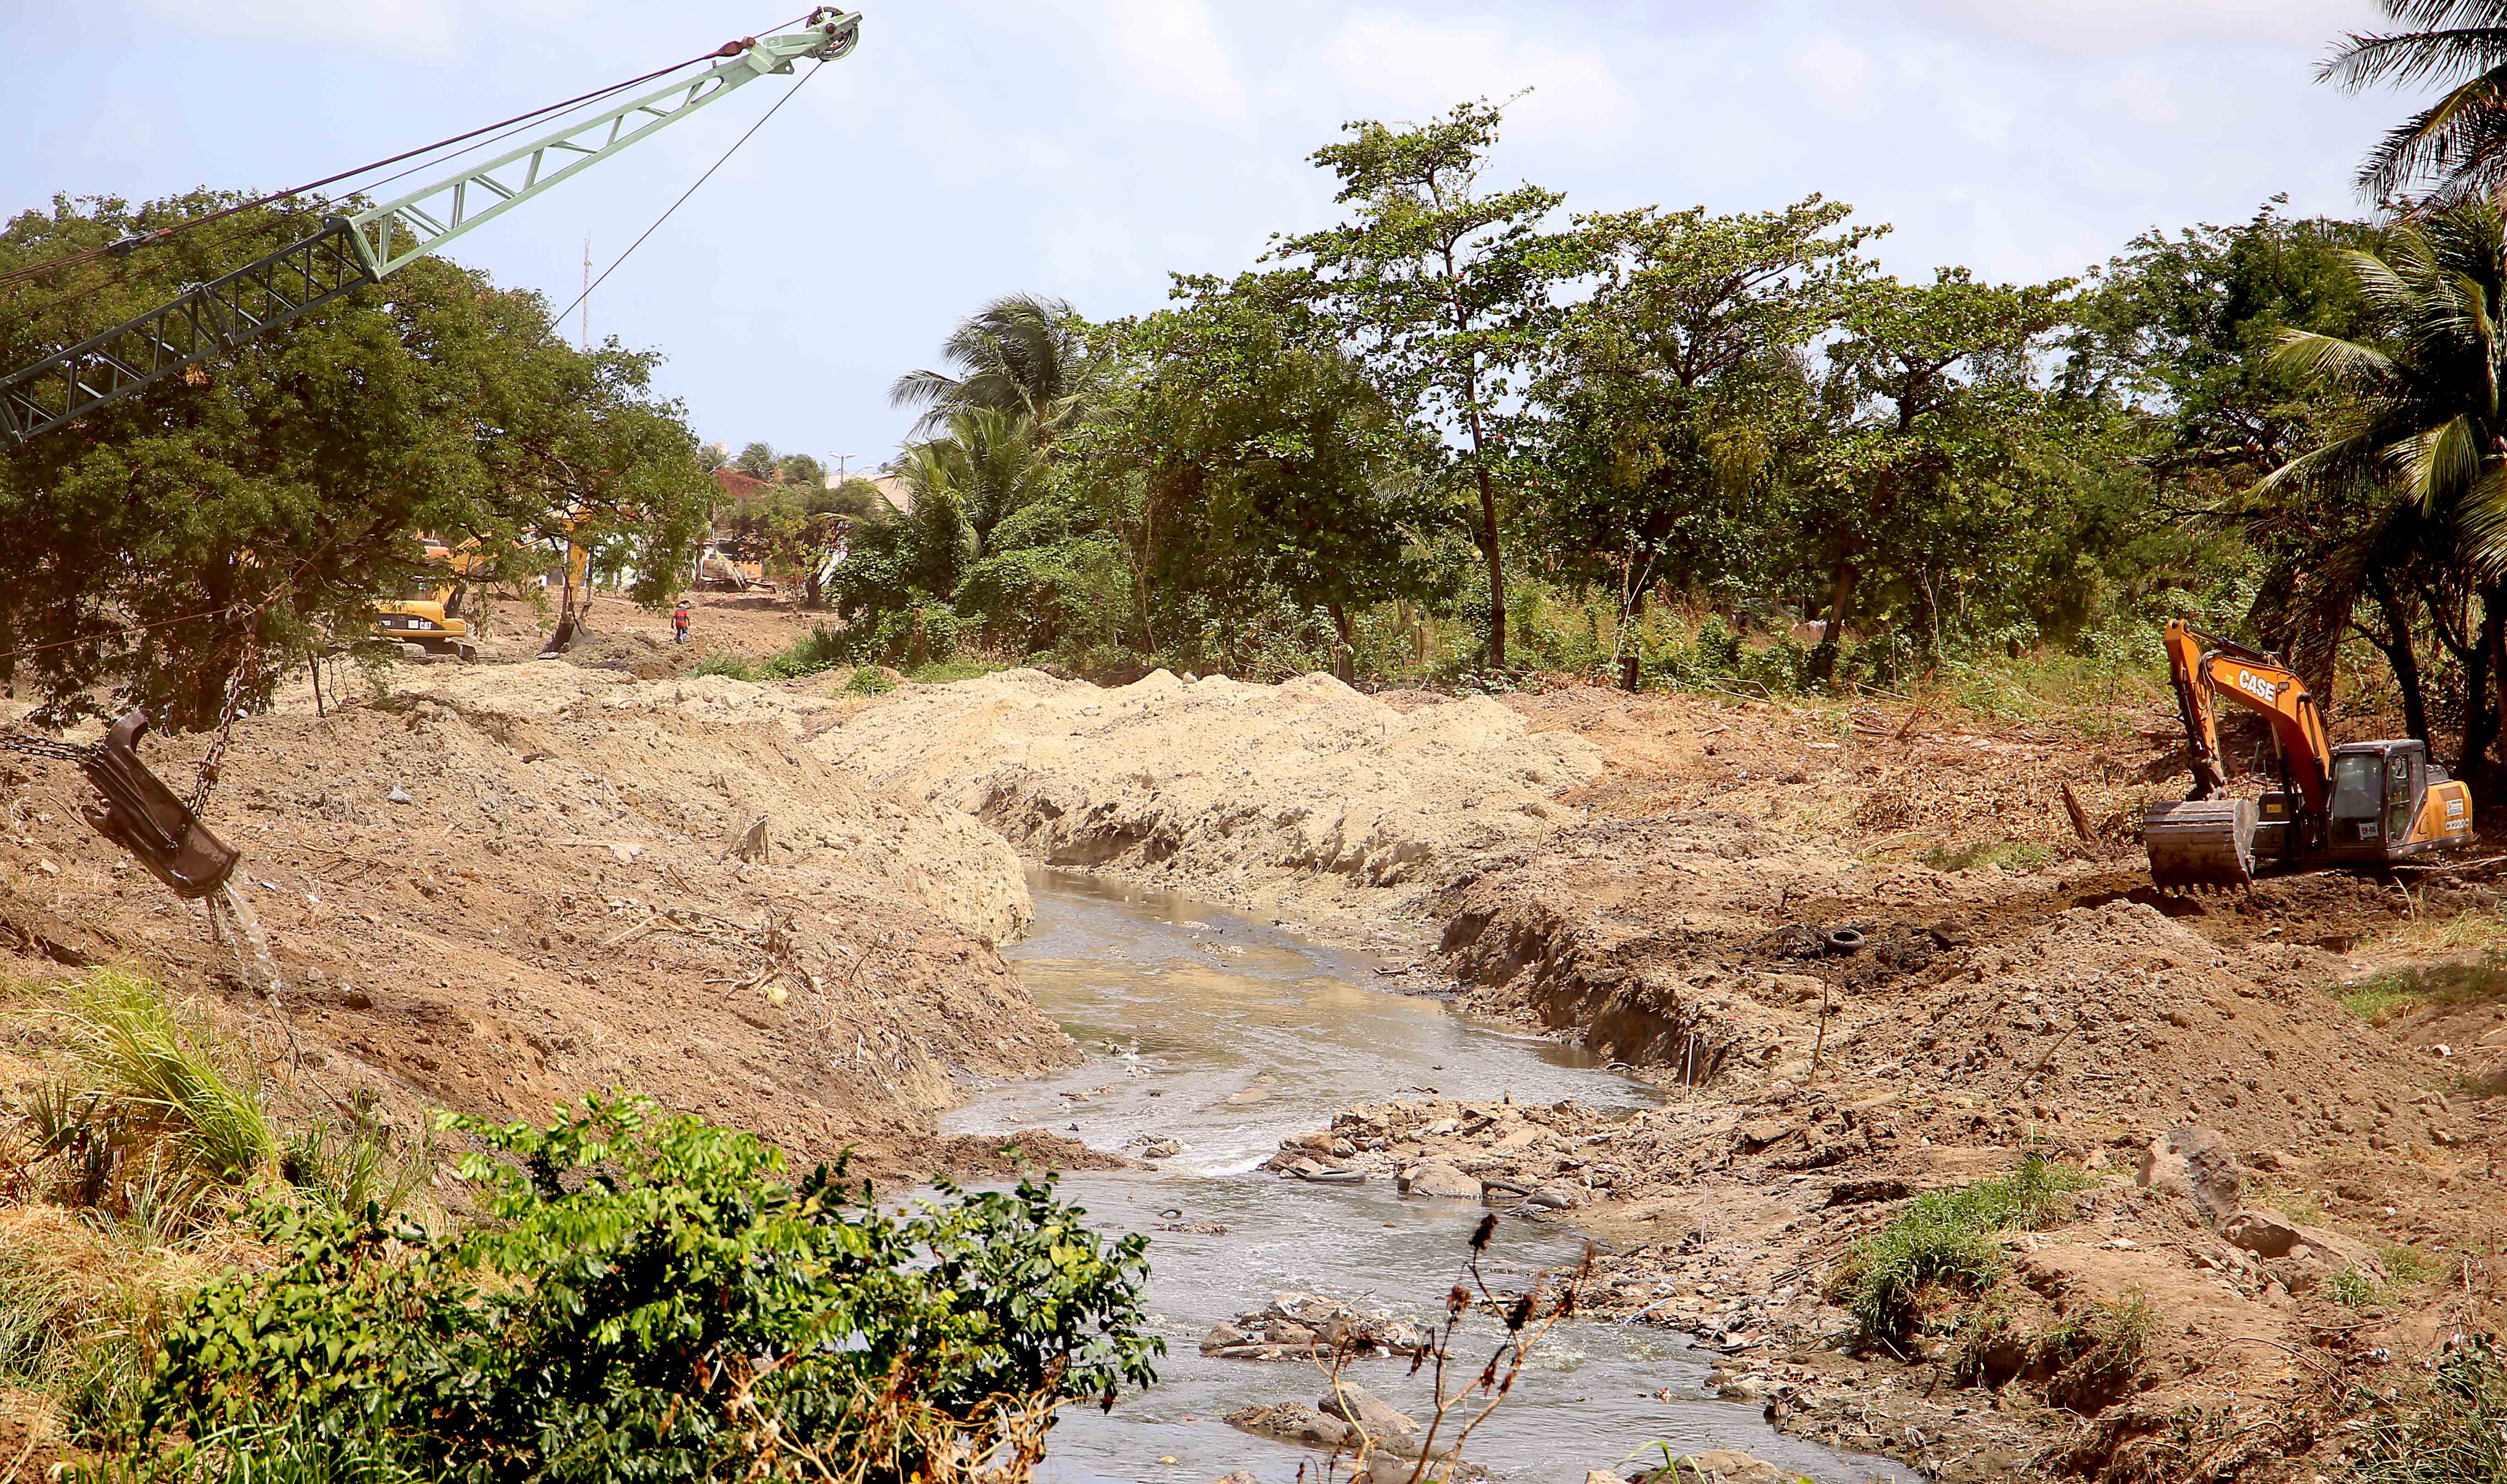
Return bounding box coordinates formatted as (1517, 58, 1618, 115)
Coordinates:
(1830, 1156, 2090, 1342)
(844, 666, 898, 696)
(107, 1095, 1157, 1483)
(690, 653, 754, 680)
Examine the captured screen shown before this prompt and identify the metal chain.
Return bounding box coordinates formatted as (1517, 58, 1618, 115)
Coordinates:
(190, 628, 259, 814)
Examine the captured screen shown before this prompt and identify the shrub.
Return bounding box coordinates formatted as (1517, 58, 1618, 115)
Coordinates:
(1829, 1156, 2090, 1343)
(690, 654, 754, 680)
(109, 1095, 1156, 1483)
(845, 666, 898, 696)
(2345, 1333, 2507, 1484)
(2036, 1292, 2154, 1411)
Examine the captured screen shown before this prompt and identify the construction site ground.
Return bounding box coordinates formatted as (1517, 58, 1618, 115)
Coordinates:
(4, 649, 2502, 1480)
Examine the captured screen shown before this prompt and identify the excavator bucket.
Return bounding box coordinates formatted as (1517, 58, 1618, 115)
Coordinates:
(2144, 797, 2256, 892)
(75, 710, 239, 900)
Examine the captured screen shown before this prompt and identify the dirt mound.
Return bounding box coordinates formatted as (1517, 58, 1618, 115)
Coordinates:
(812, 667, 1604, 937)
(0, 682, 1067, 1178)
(1825, 897, 2436, 1154)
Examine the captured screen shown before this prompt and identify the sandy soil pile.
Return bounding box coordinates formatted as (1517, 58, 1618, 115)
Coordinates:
(0, 669, 1066, 1177)
(811, 668, 1604, 938)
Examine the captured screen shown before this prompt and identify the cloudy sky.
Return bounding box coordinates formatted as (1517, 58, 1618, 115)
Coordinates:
(2, 0, 2407, 466)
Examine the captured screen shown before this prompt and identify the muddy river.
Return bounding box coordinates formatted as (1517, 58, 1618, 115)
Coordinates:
(946, 872, 1904, 1483)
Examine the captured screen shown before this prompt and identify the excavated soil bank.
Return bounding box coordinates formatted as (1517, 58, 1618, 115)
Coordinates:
(0, 664, 1070, 1178)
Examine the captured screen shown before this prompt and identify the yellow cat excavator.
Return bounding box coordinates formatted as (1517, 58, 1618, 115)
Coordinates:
(2145, 620, 2474, 890)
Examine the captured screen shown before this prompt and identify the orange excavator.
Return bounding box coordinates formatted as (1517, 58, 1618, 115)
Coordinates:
(2145, 619, 2474, 890)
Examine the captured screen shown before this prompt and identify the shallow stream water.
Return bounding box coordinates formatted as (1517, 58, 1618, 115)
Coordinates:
(944, 872, 1906, 1484)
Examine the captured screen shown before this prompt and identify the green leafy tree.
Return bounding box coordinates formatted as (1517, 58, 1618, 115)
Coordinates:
(1534, 195, 1880, 628)
(889, 294, 1096, 445)
(0, 191, 710, 727)
(2322, 0, 2507, 206)
(1273, 98, 1584, 668)
(1095, 273, 1436, 647)
(736, 440, 779, 479)
(777, 452, 827, 488)
(1797, 268, 2073, 681)
(120, 1095, 1157, 1481)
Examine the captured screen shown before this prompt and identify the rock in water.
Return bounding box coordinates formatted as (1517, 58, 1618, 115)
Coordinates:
(1316, 1380, 1417, 1440)
(1225, 1402, 1353, 1449)
(1668, 1451, 1792, 1484)
(2135, 1126, 2240, 1226)
(1397, 1160, 1481, 1200)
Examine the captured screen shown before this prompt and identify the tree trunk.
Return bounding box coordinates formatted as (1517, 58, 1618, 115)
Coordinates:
(2465, 583, 2506, 795)
(1809, 556, 1859, 685)
(2368, 573, 2430, 748)
(1474, 460, 1505, 670)
(1326, 602, 1353, 647)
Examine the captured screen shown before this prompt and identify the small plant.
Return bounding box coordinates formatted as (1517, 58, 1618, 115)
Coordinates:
(691, 653, 755, 680)
(2324, 1266, 2390, 1309)
(2036, 1292, 2154, 1411)
(2345, 1333, 2507, 1484)
(1314, 1211, 1591, 1484)
(1829, 1156, 2091, 1343)
(2380, 1244, 2438, 1287)
(845, 665, 898, 696)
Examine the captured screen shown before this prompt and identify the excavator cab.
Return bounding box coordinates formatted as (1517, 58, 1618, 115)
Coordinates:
(2322, 740, 2472, 865)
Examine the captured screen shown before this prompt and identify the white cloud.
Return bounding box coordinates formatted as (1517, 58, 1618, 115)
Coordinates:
(1317, 12, 1637, 143)
(1896, 0, 2376, 54)
(1089, 0, 1248, 119)
(1791, 34, 1877, 115)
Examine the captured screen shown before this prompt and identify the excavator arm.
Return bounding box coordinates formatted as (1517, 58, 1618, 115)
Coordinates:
(2163, 619, 2333, 815)
(0, 11, 861, 447)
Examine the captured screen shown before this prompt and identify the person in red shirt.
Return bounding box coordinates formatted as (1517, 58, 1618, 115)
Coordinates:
(672, 600, 691, 645)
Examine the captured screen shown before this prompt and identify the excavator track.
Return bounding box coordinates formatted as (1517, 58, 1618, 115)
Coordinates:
(2144, 798, 2256, 892)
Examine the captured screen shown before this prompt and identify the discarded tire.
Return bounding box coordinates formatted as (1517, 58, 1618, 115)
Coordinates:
(1824, 927, 1867, 955)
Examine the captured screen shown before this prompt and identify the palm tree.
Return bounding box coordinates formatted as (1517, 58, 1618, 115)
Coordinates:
(888, 294, 1093, 444)
(2322, 1, 2507, 205)
(2262, 199, 2507, 781)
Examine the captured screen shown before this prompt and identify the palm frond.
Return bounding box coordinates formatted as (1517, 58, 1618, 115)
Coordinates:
(2272, 329, 2402, 391)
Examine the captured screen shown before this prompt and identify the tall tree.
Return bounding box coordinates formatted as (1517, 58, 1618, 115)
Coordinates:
(2322, 1, 2507, 206)
(1801, 269, 2072, 682)
(1108, 273, 1436, 647)
(735, 441, 779, 479)
(888, 293, 1095, 445)
(0, 190, 710, 727)
(1273, 99, 1582, 669)
(1534, 196, 1879, 626)
(2262, 200, 2507, 785)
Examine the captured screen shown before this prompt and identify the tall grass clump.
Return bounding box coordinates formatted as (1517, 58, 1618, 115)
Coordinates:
(1830, 1156, 2091, 1343)
(50, 971, 274, 1200)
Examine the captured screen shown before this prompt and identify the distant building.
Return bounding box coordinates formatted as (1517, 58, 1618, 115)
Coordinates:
(866, 471, 912, 514)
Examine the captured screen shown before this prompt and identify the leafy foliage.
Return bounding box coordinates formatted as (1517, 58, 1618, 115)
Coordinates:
(111, 1095, 1156, 1483)
(0, 192, 712, 726)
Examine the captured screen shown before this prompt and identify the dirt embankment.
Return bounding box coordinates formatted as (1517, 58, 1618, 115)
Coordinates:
(0, 660, 1077, 1178)
(884, 666, 2507, 1479)
(1206, 681, 2507, 1482)
(810, 669, 1604, 944)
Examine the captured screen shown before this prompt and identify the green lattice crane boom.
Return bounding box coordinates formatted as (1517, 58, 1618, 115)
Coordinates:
(0, 11, 861, 447)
